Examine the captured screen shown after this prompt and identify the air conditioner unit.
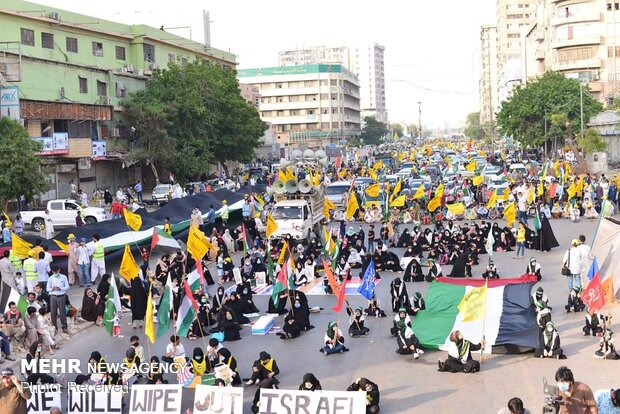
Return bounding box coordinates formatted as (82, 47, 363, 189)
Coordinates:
(137, 69, 144, 76)
(143, 69, 153, 76)
(121, 66, 128, 73)
(592, 71, 600, 81)
(99, 96, 111, 105)
(149, 62, 159, 70)
(125, 64, 134, 73)
(48, 12, 60, 20)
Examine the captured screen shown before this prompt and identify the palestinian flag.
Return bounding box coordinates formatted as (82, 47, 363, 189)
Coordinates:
(0, 283, 28, 315)
(413, 275, 539, 353)
(150, 227, 181, 253)
(271, 259, 290, 306)
(176, 281, 198, 337)
(187, 268, 201, 292)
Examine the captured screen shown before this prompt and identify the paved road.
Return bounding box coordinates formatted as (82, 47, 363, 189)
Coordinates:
(14, 216, 619, 413)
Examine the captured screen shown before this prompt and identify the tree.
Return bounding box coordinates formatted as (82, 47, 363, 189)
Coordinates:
(122, 60, 267, 180)
(464, 112, 483, 140)
(390, 123, 404, 138)
(496, 71, 602, 151)
(577, 128, 607, 154)
(360, 116, 388, 146)
(0, 118, 48, 208)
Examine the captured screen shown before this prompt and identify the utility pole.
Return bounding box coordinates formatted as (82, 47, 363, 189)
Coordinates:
(203, 10, 212, 47)
(580, 82, 584, 139)
(418, 101, 422, 141)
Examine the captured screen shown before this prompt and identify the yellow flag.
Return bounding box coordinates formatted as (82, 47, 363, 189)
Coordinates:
(446, 203, 465, 215)
(307, 169, 314, 186)
(285, 166, 296, 181)
(435, 183, 444, 198)
(119, 244, 139, 280)
(565, 162, 572, 176)
(345, 192, 359, 220)
(527, 188, 534, 204)
(466, 161, 476, 172)
(278, 168, 287, 182)
(390, 195, 406, 208)
(487, 189, 497, 209)
(338, 168, 347, 179)
(324, 197, 335, 211)
(391, 180, 402, 199)
(413, 184, 425, 199)
(472, 175, 483, 186)
(187, 225, 212, 260)
(266, 213, 278, 238)
(254, 193, 265, 208)
(53, 239, 69, 254)
(394, 131, 399, 140)
(457, 281, 487, 322)
(277, 241, 288, 265)
(567, 180, 577, 199)
(553, 160, 560, 176)
(123, 209, 142, 231)
(537, 182, 544, 197)
(365, 183, 380, 197)
(372, 160, 383, 171)
(427, 196, 441, 212)
(368, 169, 378, 181)
(575, 177, 584, 194)
(11, 233, 32, 259)
(1, 211, 11, 228)
(145, 288, 156, 344)
(503, 202, 516, 226)
(313, 169, 321, 186)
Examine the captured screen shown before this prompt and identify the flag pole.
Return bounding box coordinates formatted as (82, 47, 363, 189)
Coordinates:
(480, 279, 489, 365)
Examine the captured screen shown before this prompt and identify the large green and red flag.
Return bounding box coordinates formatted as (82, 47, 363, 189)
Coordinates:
(176, 281, 199, 337)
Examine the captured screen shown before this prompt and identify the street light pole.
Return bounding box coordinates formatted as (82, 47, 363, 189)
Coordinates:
(418, 101, 422, 140)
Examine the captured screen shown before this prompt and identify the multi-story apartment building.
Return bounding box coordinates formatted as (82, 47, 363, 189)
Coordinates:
(277, 44, 387, 124)
(358, 44, 387, 123)
(239, 84, 261, 109)
(480, 25, 500, 125)
(497, 0, 537, 99)
(0, 0, 236, 200)
(522, 0, 620, 104)
(237, 64, 360, 149)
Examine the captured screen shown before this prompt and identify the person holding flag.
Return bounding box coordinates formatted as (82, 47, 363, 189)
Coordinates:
(437, 330, 485, 373)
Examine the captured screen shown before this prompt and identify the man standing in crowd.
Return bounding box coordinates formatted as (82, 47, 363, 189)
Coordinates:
(46, 265, 70, 334)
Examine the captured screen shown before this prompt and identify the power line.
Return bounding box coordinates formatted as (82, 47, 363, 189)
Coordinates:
(386, 79, 474, 96)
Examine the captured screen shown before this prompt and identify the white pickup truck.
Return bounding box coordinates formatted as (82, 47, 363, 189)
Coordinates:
(21, 199, 109, 231)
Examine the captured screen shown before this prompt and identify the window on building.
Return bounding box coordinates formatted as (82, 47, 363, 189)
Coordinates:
(21, 28, 34, 46)
(608, 2, 620, 11)
(276, 83, 283, 89)
(332, 108, 337, 114)
(92, 42, 104, 57)
(143, 43, 155, 62)
(79, 77, 88, 94)
(322, 109, 328, 114)
(307, 110, 315, 115)
(181, 58, 188, 67)
(321, 122, 330, 129)
(66, 37, 78, 53)
(290, 110, 299, 116)
(114, 46, 125, 60)
(168, 53, 176, 63)
(41, 32, 54, 49)
(116, 82, 126, 98)
(96, 80, 107, 97)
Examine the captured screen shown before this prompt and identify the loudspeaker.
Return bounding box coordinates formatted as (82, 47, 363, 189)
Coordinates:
(315, 149, 326, 159)
(292, 149, 303, 159)
(298, 179, 311, 193)
(303, 149, 315, 159)
(285, 179, 299, 194)
(280, 158, 291, 169)
(273, 180, 286, 194)
(266, 186, 275, 196)
(318, 157, 328, 166)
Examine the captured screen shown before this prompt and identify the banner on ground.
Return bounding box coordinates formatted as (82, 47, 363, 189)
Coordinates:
(67, 385, 123, 413)
(129, 384, 183, 414)
(258, 389, 366, 414)
(193, 385, 244, 413)
(26, 387, 62, 414)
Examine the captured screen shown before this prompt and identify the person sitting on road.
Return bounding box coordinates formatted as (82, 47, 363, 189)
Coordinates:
(346, 378, 380, 414)
(319, 321, 349, 355)
(534, 321, 566, 359)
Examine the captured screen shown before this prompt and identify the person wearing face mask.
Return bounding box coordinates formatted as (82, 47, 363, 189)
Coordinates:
(526, 258, 542, 281)
(554, 366, 597, 414)
(535, 322, 566, 359)
(236, 281, 259, 314)
(594, 387, 620, 413)
(298, 372, 322, 391)
(190, 347, 209, 376)
(410, 292, 425, 316)
(217, 348, 241, 385)
(277, 313, 301, 340)
(390, 307, 411, 336)
(403, 253, 423, 282)
(346, 303, 369, 337)
(565, 287, 586, 313)
(437, 330, 485, 373)
(245, 351, 280, 386)
(216, 308, 241, 341)
(594, 329, 620, 360)
(346, 378, 380, 414)
(320, 321, 349, 355)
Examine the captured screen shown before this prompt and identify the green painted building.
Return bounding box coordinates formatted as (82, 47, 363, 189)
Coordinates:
(0, 0, 236, 200)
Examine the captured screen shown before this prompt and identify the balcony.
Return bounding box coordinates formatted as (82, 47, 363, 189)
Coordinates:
(554, 58, 602, 71)
(260, 101, 319, 111)
(551, 11, 601, 27)
(551, 35, 602, 49)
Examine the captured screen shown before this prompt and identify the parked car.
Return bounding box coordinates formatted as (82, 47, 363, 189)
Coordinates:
(152, 184, 173, 204)
(21, 199, 108, 231)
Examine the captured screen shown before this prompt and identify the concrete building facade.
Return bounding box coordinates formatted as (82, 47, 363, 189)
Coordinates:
(480, 25, 500, 124)
(0, 0, 235, 200)
(237, 64, 360, 149)
(277, 44, 387, 123)
(239, 84, 261, 109)
(522, 0, 620, 104)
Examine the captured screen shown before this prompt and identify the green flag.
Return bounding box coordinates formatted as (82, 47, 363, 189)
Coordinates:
(156, 274, 173, 338)
(103, 274, 122, 336)
(533, 208, 542, 231)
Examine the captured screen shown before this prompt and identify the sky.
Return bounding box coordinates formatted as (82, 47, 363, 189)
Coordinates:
(35, 0, 496, 129)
